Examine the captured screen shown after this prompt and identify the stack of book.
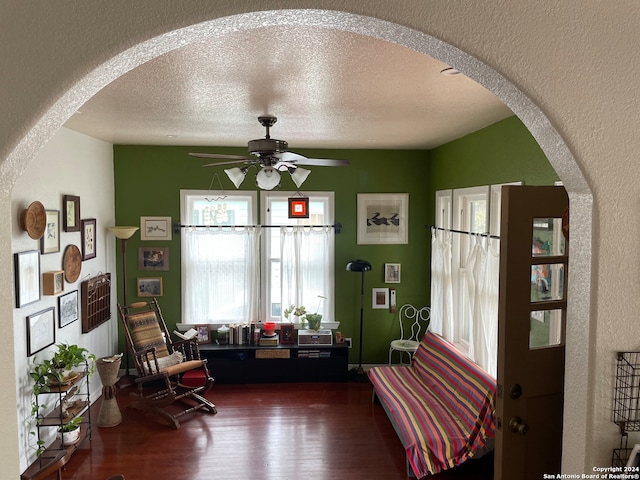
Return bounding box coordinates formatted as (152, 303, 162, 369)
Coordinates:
(297, 349, 331, 358)
(226, 323, 259, 345)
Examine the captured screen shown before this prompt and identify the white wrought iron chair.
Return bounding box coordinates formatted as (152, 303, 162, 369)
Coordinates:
(388, 304, 431, 365)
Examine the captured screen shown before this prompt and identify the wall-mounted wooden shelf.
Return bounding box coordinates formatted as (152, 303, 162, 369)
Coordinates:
(80, 273, 111, 333)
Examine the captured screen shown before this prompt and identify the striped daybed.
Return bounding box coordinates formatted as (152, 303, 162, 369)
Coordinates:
(368, 331, 496, 478)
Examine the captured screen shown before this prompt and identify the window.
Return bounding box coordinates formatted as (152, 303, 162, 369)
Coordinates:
(180, 190, 334, 325)
(180, 190, 259, 324)
(261, 191, 335, 324)
(432, 182, 519, 377)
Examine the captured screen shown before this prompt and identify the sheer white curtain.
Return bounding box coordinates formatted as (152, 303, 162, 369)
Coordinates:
(465, 236, 499, 377)
(280, 226, 333, 320)
(430, 229, 454, 342)
(182, 226, 260, 324)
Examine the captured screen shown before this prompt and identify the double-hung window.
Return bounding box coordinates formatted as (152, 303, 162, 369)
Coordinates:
(180, 190, 259, 324)
(180, 189, 334, 325)
(261, 191, 335, 324)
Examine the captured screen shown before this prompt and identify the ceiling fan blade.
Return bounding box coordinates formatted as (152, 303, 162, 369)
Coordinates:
(202, 159, 256, 167)
(189, 152, 252, 160)
(294, 157, 351, 167)
(275, 151, 350, 167)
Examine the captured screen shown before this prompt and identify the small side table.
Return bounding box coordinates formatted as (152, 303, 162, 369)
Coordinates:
(96, 355, 123, 427)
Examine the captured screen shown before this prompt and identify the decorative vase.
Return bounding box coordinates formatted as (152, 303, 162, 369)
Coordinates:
(306, 313, 322, 331)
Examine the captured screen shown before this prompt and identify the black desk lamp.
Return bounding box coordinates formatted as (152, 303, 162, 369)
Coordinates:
(346, 259, 371, 377)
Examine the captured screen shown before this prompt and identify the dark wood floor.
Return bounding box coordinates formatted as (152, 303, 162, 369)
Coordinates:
(46, 381, 493, 480)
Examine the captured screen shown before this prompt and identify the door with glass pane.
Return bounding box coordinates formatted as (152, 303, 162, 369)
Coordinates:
(495, 186, 568, 480)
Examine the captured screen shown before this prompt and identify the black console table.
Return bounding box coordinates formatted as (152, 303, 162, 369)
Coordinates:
(198, 343, 349, 384)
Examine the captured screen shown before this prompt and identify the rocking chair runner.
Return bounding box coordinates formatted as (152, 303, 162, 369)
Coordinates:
(117, 298, 216, 428)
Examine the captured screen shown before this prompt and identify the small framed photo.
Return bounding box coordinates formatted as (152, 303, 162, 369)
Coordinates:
(42, 270, 64, 295)
(137, 277, 163, 297)
(357, 193, 409, 245)
(14, 250, 40, 308)
(41, 210, 60, 254)
(384, 263, 401, 283)
(81, 218, 97, 260)
(280, 323, 295, 344)
(62, 195, 81, 232)
(372, 288, 390, 309)
(58, 290, 79, 328)
(195, 324, 211, 344)
(27, 307, 55, 356)
(138, 247, 170, 271)
(140, 216, 172, 241)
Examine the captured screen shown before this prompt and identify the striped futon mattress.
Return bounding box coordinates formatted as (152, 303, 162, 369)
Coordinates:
(368, 332, 496, 478)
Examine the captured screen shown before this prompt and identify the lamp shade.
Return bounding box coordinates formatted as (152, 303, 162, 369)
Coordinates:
(224, 167, 247, 189)
(290, 167, 311, 188)
(346, 259, 372, 272)
(108, 226, 139, 239)
(256, 167, 281, 190)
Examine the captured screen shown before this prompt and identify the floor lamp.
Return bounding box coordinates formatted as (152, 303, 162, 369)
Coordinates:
(346, 259, 371, 379)
(108, 226, 139, 387)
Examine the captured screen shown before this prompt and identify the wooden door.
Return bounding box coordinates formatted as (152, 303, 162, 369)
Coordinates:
(495, 186, 569, 480)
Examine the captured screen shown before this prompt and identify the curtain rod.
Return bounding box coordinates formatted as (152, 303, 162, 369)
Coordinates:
(428, 225, 500, 240)
(174, 222, 342, 234)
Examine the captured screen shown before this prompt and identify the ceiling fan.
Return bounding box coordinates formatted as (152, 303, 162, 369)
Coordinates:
(189, 116, 349, 190)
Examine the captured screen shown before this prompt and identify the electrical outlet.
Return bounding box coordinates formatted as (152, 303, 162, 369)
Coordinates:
(345, 337, 352, 348)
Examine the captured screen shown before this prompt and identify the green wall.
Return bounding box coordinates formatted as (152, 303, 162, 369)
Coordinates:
(113, 115, 559, 366)
(113, 145, 431, 366)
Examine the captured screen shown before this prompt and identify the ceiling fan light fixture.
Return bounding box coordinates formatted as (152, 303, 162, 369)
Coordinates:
(290, 167, 311, 188)
(224, 167, 247, 188)
(256, 167, 281, 190)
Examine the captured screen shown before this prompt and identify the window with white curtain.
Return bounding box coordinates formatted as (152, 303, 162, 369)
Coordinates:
(261, 191, 335, 324)
(432, 182, 519, 378)
(180, 190, 334, 325)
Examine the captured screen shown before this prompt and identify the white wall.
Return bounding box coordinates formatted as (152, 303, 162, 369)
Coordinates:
(12, 128, 117, 471)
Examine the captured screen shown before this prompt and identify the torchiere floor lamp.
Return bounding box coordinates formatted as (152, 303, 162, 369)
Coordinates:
(346, 259, 371, 379)
(108, 226, 139, 388)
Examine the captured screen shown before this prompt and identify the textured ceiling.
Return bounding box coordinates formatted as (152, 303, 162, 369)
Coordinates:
(64, 25, 513, 151)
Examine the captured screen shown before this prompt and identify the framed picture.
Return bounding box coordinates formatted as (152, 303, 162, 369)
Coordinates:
(140, 216, 172, 241)
(62, 195, 80, 232)
(372, 287, 389, 309)
(357, 193, 409, 245)
(384, 263, 401, 283)
(14, 250, 40, 308)
(280, 323, 295, 344)
(26, 307, 55, 356)
(81, 218, 96, 260)
(41, 210, 60, 254)
(194, 324, 211, 344)
(137, 277, 163, 297)
(58, 290, 79, 328)
(288, 197, 309, 219)
(42, 270, 64, 295)
(138, 247, 170, 271)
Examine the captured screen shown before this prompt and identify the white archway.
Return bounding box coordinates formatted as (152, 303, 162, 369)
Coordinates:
(2, 10, 593, 474)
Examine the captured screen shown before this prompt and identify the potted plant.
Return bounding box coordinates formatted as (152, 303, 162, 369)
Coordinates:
(58, 416, 83, 446)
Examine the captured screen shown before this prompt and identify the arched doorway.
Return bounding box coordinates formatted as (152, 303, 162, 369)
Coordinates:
(1, 9, 592, 475)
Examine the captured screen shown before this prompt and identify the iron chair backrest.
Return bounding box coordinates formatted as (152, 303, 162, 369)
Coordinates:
(398, 304, 431, 343)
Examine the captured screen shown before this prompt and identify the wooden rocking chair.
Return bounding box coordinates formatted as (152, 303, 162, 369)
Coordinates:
(117, 298, 216, 428)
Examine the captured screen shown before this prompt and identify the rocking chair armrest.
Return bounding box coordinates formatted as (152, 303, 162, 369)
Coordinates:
(168, 338, 202, 361)
(133, 346, 161, 373)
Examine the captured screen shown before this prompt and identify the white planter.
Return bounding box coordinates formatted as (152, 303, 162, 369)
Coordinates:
(60, 427, 80, 446)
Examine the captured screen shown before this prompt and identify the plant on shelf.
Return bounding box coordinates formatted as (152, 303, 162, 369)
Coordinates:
(284, 305, 307, 323)
(58, 415, 83, 446)
(29, 344, 95, 455)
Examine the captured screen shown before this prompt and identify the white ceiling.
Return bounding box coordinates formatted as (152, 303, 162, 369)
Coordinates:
(64, 25, 513, 151)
